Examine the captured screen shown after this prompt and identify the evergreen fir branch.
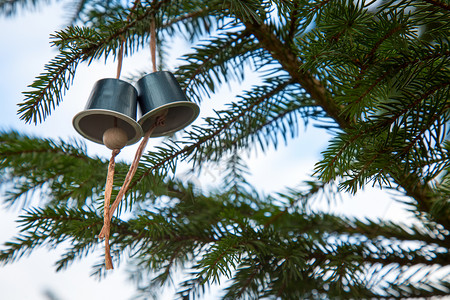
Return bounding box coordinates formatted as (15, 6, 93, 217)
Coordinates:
(0, 130, 116, 208)
(1, 171, 447, 298)
(17, 25, 110, 124)
(18, 49, 82, 124)
(68, 0, 87, 23)
(362, 22, 407, 66)
(109, 189, 448, 296)
(241, 86, 325, 150)
(196, 234, 243, 284)
(346, 43, 450, 117)
(309, 29, 450, 198)
(175, 275, 207, 300)
(0, 205, 101, 265)
(315, 74, 449, 193)
(374, 84, 449, 154)
(174, 29, 259, 103)
(186, 77, 295, 161)
(225, 0, 268, 24)
(2, 0, 450, 298)
(314, 129, 362, 182)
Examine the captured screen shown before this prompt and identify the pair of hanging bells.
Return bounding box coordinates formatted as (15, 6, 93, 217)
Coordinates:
(73, 71, 199, 148)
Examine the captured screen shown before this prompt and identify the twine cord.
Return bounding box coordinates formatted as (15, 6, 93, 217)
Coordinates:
(150, 16, 157, 73)
(103, 148, 120, 270)
(115, 0, 141, 79)
(99, 115, 166, 240)
(116, 37, 125, 79)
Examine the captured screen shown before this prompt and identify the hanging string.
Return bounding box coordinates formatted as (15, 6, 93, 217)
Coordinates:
(116, 37, 125, 79)
(150, 16, 157, 73)
(103, 148, 120, 269)
(98, 115, 165, 240)
(116, 0, 141, 79)
(103, 39, 125, 268)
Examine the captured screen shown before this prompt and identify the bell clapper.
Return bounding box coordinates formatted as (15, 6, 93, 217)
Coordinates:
(103, 127, 128, 150)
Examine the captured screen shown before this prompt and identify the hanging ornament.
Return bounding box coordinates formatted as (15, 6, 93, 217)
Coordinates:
(73, 10, 199, 270)
(72, 39, 143, 269)
(135, 19, 199, 133)
(72, 78, 143, 148)
(72, 33, 142, 270)
(136, 71, 199, 136)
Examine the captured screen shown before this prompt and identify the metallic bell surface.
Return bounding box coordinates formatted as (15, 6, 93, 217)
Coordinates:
(136, 71, 200, 137)
(73, 78, 143, 146)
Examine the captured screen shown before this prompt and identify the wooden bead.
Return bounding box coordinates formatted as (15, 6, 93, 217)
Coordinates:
(103, 127, 128, 150)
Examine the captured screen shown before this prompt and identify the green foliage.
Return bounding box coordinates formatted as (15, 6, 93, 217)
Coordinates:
(1, 0, 450, 299)
(0, 130, 111, 208)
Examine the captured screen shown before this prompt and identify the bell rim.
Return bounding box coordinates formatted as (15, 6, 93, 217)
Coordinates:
(73, 109, 144, 145)
(138, 101, 200, 137)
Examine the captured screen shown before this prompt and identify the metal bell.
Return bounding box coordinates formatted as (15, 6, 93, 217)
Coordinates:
(136, 71, 199, 137)
(73, 78, 143, 146)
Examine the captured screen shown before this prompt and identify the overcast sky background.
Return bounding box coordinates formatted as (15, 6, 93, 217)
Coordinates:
(0, 2, 412, 299)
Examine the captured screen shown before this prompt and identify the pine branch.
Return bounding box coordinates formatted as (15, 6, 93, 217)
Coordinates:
(0, 130, 110, 208)
(18, 49, 82, 124)
(2, 1, 450, 298)
(1, 168, 448, 298)
(175, 29, 257, 103)
(239, 19, 351, 129)
(111, 188, 449, 291)
(67, 0, 88, 24)
(0, 205, 102, 265)
(291, 0, 450, 228)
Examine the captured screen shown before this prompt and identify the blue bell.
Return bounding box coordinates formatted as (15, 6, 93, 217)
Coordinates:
(73, 78, 143, 147)
(136, 71, 199, 137)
